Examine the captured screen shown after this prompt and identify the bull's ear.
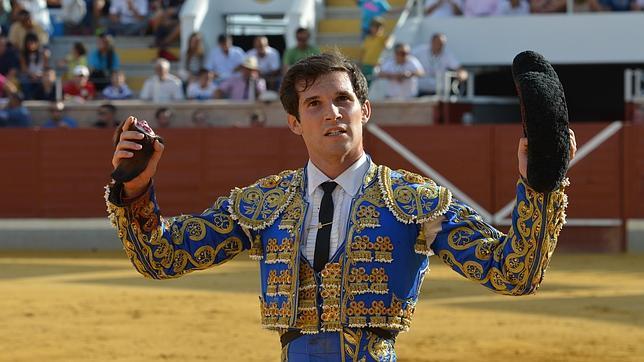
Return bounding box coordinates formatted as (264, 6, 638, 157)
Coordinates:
(513, 51, 570, 193)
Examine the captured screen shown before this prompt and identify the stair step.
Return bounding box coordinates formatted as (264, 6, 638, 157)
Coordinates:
(318, 18, 397, 35)
(320, 44, 361, 60)
(324, 6, 402, 19)
(116, 47, 180, 64)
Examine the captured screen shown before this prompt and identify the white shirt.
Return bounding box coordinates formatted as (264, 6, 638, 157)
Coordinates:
(186, 81, 217, 100)
(205, 46, 246, 80)
(412, 44, 461, 93)
(110, 0, 148, 24)
(424, 0, 463, 17)
(302, 153, 369, 263)
(140, 74, 184, 102)
(378, 55, 425, 99)
(498, 0, 530, 15)
(246, 47, 281, 75)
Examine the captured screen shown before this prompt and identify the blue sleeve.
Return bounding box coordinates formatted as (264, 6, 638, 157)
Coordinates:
(431, 177, 568, 295)
(105, 183, 252, 279)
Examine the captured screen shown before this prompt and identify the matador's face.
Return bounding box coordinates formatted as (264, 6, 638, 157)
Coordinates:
(287, 71, 371, 168)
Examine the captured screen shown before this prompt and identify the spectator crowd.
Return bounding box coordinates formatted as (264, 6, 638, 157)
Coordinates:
(1, 0, 643, 127)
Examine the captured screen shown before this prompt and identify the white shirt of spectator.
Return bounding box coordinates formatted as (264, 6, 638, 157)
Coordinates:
(412, 44, 460, 94)
(379, 55, 424, 99)
(246, 46, 281, 76)
(498, 0, 530, 15)
(302, 153, 369, 263)
(463, 0, 501, 16)
(186, 80, 217, 100)
(18, 0, 52, 32)
(205, 45, 246, 81)
(140, 74, 184, 103)
(424, 0, 463, 17)
(110, 0, 148, 24)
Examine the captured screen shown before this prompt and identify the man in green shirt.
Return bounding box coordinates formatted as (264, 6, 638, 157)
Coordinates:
(282, 27, 321, 73)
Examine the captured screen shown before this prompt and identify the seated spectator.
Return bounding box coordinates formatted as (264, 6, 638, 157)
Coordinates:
(8, 9, 48, 51)
(412, 33, 467, 96)
(424, 0, 463, 17)
(186, 68, 217, 100)
(13, 0, 51, 34)
(359, 17, 388, 84)
(499, 0, 530, 14)
(216, 56, 266, 101)
(63, 65, 96, 101)
(102, 70, 133, 100)
(246, 36, 281, 91)
(104, 0, 149, 35)
(19, 32, 50, 100)
(32, 67, 57, 101)
(191, 109, 209, 128)
(58, 41, 88, 79)
(154, 106, 173, 128)
(0, 92, 31, 127)
(149, 0, 183, 53)
(0, 72, 17, 98)
(588, 0, 637, 11)
(377, 43, 424, 99)
(88, 32, 120, 91)
(94, 103, 119, 128)
(462, 0, 501, 16)
(178, 32, 205, 82)
(0, 34, 20, 78)
(205, 34, 245, 82)
(283, 27, 320, 73)
(42, 101, 78, 128)
(140, 58, 184, 102)
(530, 0, 567, 13)
(357, 0, 390, 38)
(249, 111, 266, 127)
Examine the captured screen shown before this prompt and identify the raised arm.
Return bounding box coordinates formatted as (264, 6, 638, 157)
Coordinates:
(105, 117, 251, 279)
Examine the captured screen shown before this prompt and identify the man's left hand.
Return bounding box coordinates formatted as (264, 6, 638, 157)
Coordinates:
(518, 128, 577, 179)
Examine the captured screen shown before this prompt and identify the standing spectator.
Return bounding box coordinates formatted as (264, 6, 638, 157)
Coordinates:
(246, 36, 281, 91)
(190, 109, 209, 128)
(499, 0, 530, 15)
(58, 42, 88, 79)
(32, 67, 57, 101)
(94, 103, 118, 128)
(0, 34, 20, 78)
(178, 32, 205, 82)
(186, 68, 216, 100)
(63, 65, 96, 101)
(462, 0, 501, 16)
(102, 70, 133, 100)
(216, 56, 266, 101)
(588, 0, 637, 11)
(530, 0, 567, 13)
(424, 0, 463, 17)
(377, 42, 424, 99)
(19, 32, 49, 100)
(0, 92, 31, 127)
(282, 28, 320, 72)
(105, 0, 149, 35)
(359, 17, 388, 84)
(154, 106, 173, 128)
(88, 32, 120, 91)
(356, 0, 390, 38)
(42, 101, 79, 128)
(412, 33, 467, 96)
(205, 34, 245, 82)
(140, 58, 184, 102)
(8, 9, 49, 51)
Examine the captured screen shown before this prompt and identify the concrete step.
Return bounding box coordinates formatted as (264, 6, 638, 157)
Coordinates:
(317, 34, 363, 46)
(324, 6, 402, 19)
(320, 44, 361, 60)
(317, 18, 397, 35)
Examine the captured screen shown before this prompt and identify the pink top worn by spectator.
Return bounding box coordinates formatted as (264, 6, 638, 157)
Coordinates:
(463, 0, 501, 16)
(218, 75, 266, 101)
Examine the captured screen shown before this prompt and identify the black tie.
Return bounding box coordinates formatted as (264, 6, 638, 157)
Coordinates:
(314, 181, 337, 272)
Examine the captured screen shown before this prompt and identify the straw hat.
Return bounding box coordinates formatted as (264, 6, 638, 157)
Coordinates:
(241, 56, 259, 71)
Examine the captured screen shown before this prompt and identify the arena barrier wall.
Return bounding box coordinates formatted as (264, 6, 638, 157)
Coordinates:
(1, 123, 641, 252)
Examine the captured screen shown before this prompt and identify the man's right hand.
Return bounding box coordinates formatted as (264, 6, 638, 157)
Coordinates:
(111, 116, 165, 198)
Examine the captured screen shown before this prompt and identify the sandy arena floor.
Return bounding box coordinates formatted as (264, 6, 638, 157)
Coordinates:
(1, 251, 643, 362)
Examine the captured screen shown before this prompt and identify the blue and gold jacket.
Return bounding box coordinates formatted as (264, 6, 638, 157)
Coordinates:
(105, 161, 568, 359)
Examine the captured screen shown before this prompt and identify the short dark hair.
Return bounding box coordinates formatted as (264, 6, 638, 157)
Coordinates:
(155, 107, 170, 118)
(217, 34, 231, 44)
(100, 103, 117, 114)
(279, 52, 368, 119)
(295, 27, 309, 35)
